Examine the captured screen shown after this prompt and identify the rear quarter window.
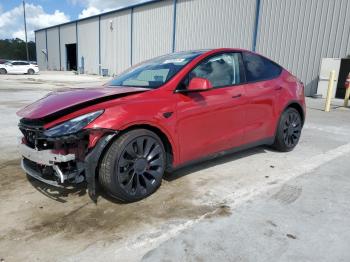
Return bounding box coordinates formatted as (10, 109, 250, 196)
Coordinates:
(242, 52, 282, 82)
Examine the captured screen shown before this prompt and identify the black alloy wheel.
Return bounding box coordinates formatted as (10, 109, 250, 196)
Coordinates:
(99, 129, 165, 202)
(118, 136, 164, 196)
(272, 107, 302, 152)
(282, 109, 302, 147)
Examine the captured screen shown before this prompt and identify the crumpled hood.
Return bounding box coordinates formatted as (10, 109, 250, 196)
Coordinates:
(17, 86, 149, 120)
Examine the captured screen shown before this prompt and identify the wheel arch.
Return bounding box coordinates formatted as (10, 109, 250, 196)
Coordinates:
(273, 100, 305, 140)
(85, 123, 176, 201)
(283, 101, 305, 126)
(118, 123, 175, 170)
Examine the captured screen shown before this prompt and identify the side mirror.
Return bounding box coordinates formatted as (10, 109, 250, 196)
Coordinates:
(187, 77, 213, 92)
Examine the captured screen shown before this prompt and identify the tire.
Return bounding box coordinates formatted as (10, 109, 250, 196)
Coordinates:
(99, 129, 166, 202)
(272, 107, 302, 152)
(27, 69, 35, 75)
(0, 68, 7, 74)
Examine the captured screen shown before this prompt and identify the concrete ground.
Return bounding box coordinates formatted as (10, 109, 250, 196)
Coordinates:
(0, 71, 110, 90)
(0, 72, 349, 261)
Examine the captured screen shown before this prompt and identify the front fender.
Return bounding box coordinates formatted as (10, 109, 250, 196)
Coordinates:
(85, 133, 117, 202)
(118, 120, 180, 167)
(86, 99, 179, 166)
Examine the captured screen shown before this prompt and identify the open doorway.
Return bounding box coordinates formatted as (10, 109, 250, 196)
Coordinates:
(66, 44, 77, 71)
(336, 58, 350, 99)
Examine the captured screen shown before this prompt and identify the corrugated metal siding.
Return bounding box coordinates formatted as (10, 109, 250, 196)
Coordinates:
(59, 23, 77, 70)
(47, 28, 60, 70)
(100, 10, 131, 75)
(175, 0, 256, 51)
(35, 30, 47, 70)
(256, 0, 350, 96)
(132, 0, 173, 64)
(78, 18, 99, 74)
(35, 0, 350, 96)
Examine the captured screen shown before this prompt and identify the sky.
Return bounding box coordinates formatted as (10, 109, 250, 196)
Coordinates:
(0, 0, 153, 41)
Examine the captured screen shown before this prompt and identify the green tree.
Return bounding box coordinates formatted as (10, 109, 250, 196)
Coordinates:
(0, 38, 36, 61)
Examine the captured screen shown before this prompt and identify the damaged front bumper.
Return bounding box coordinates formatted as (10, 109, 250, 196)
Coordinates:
(18, 120, 117, 199)
(19, 142, 76, 165)
(21, 159, 75, 187)
(19, 143, 86, 187)
(19, 143, 80, 186)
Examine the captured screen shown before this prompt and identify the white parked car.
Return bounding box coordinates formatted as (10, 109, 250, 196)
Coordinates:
(0, 61, 39, 75)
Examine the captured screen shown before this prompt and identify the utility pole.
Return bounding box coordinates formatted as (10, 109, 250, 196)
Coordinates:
(23, 0, 29, 62)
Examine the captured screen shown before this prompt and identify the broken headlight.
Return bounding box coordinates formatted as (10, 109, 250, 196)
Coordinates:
(43, 110, 104, 138)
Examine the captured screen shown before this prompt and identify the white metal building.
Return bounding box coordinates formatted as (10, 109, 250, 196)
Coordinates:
(35, 0, 350, 96)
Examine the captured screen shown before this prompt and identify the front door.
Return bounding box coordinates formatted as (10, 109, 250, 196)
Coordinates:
(10, 62, 22, 73)
(176, 52, 247, 164)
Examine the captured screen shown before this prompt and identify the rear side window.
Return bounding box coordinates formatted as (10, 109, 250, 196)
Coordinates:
(242, 52, 282, 82)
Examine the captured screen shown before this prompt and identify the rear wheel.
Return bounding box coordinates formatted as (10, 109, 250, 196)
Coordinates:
(272, 107, 302, 152)
(99, 129, 166, 202)
(0, 68, 7, 74)
(27, 69, 35, 75)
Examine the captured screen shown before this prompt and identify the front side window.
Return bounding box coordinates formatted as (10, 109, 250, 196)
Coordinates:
(108, 51, 204, 89)
(242, 52, 282, 82)
(181, 53, 244, 89)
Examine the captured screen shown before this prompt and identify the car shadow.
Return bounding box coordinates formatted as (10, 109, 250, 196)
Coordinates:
(27, 145, 275, 203)
(27, 175, 129, 204)
(26, 175, 87, 203)
(164, 145, 271, 181)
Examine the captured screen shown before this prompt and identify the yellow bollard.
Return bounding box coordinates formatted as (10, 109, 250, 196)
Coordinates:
(344, 87, 350, 107)
(325, 70, 336, 112)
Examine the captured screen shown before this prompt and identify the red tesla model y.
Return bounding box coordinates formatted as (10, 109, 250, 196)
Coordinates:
(17, 48, 305, 202)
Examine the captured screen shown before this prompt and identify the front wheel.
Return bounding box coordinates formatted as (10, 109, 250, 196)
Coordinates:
(99, 129, 166, 202)
(272, 107, 302, 152)
(0, 68, 7, 74)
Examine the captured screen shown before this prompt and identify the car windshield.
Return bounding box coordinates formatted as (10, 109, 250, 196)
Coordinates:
(108, 51, 205, 88)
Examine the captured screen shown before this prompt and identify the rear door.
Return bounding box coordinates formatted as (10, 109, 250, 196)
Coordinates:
(176, 52, 248, 163)
(241, 52, 283, 143)
(18, 62, 30, 73)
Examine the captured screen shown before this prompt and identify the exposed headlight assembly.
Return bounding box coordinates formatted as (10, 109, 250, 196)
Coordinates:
(44, 110, 104, 137)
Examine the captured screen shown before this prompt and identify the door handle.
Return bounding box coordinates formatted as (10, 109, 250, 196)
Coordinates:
(232, 94, 242, 98)
(275, 86, 282, 91)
